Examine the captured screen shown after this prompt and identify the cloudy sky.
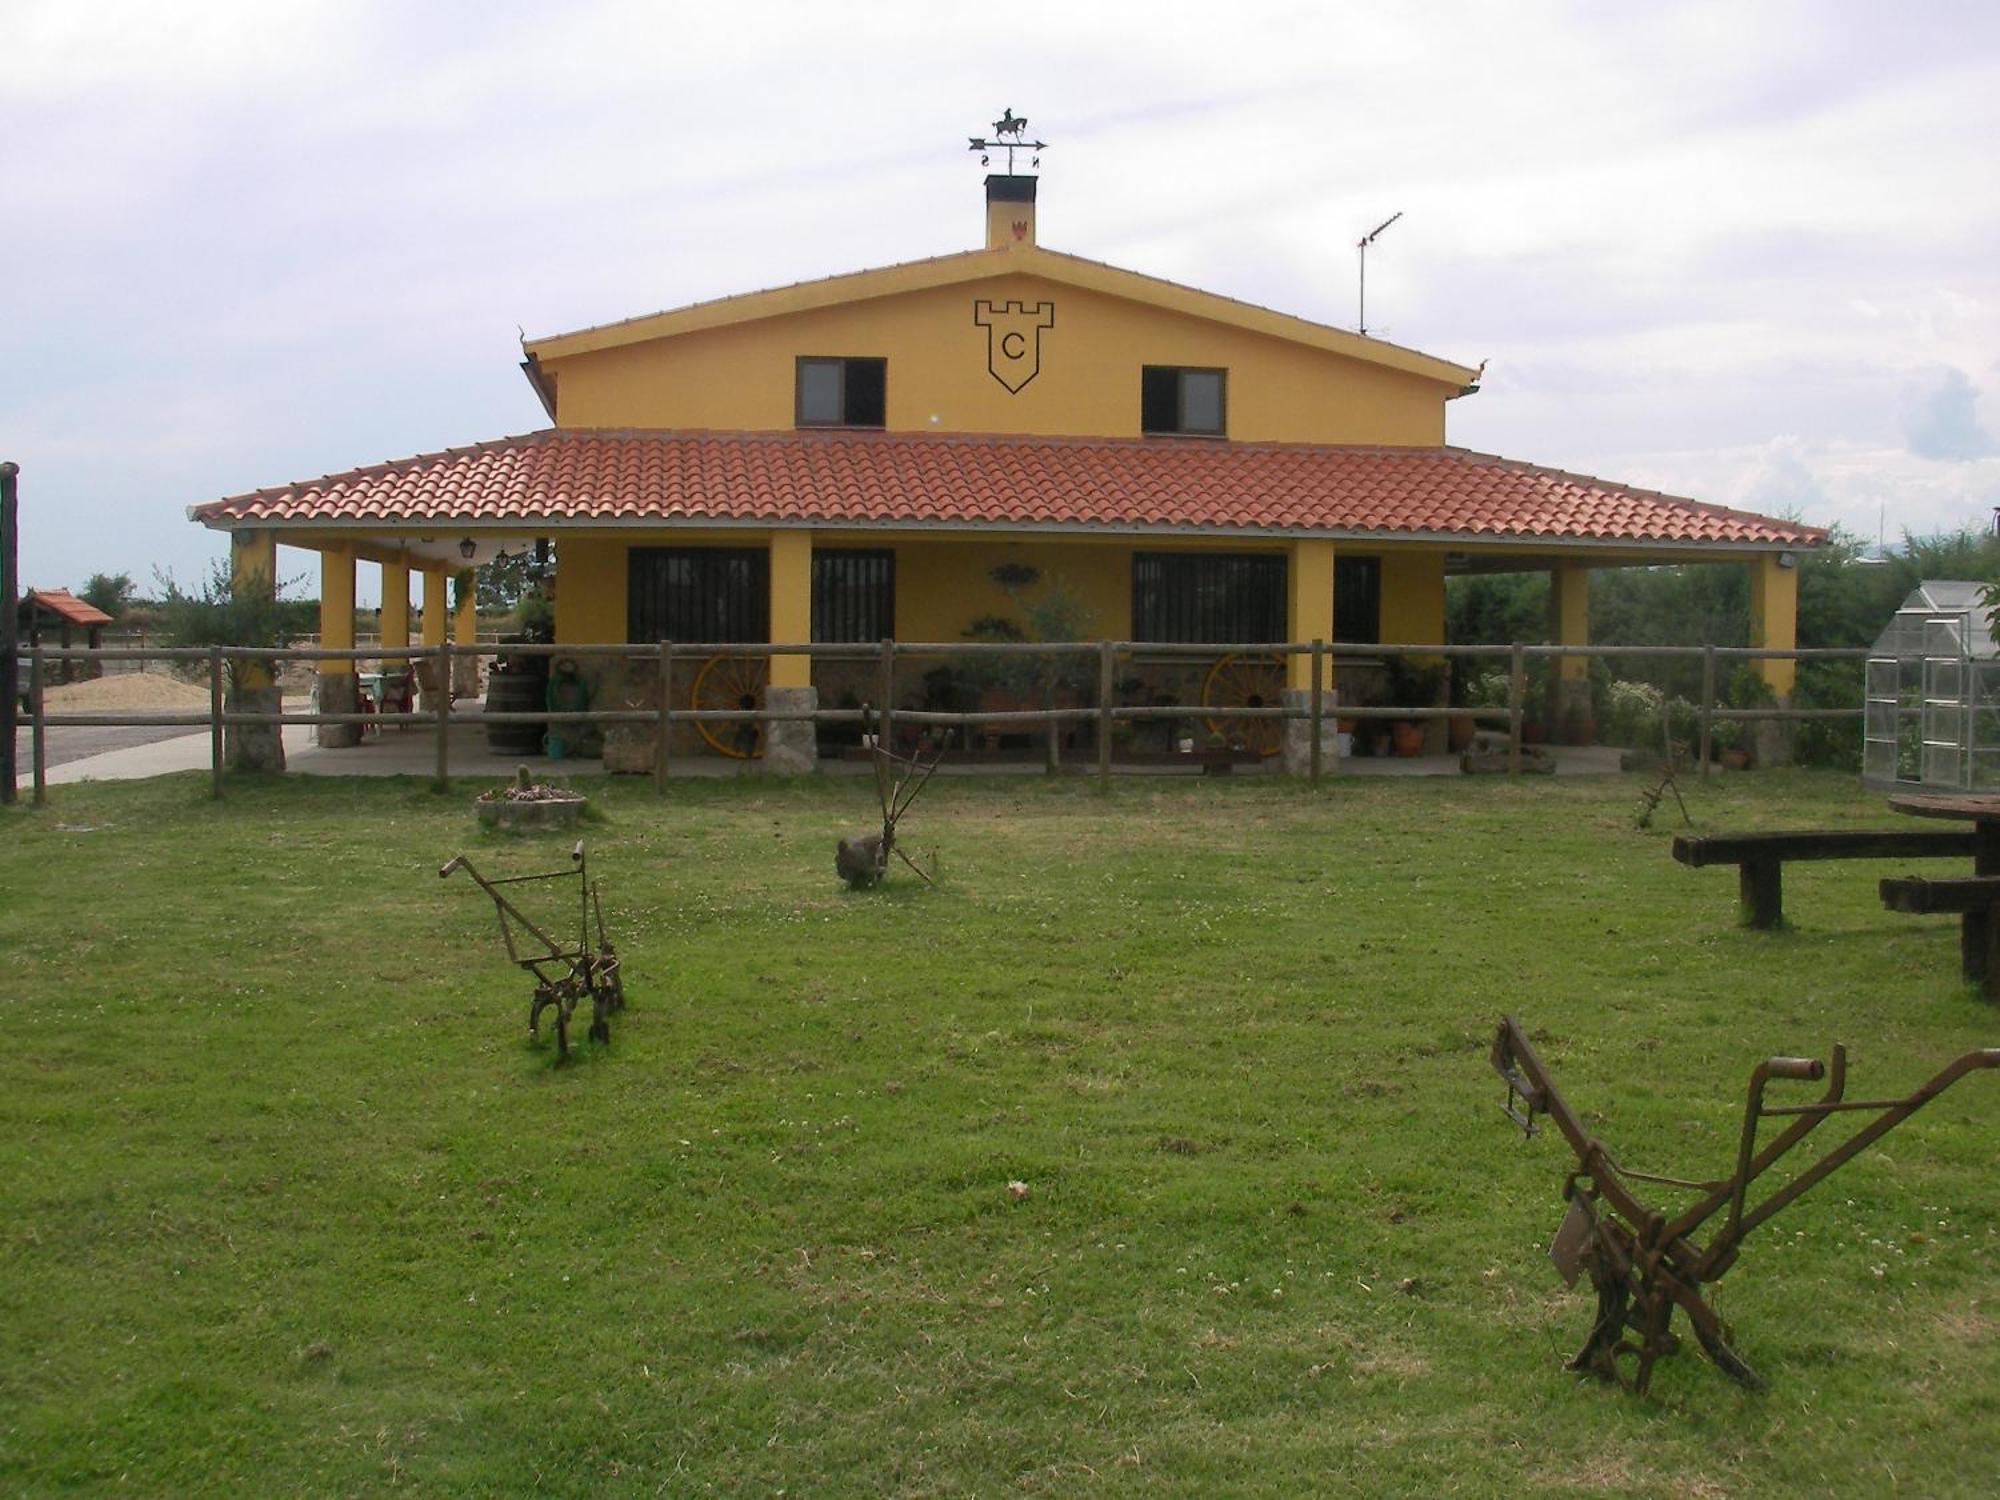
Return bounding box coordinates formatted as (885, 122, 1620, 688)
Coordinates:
(4, 0, 1997, 603)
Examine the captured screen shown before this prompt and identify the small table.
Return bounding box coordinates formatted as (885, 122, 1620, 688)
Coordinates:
(1887, 793, 2000, 875)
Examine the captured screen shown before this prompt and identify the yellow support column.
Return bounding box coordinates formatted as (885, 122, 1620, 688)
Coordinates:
(1286, 538, 1335, 691)
(453, 571, 477, 646)
(1283, 539, 1336, 773)
(320, 545, 356, 664)
(227, 529, 286, 771)
(1749, 554, 1798, 698)
(769, 530, 812, 689)
(421, 568, 447, 647)
(318, 545, 361, 746)
(765, 529, 816, 773)
(380, 559, 410, 663)
(229, 530, 276, 691)
(1548, 562, 1593, 740)
(453, 569, 479, 701)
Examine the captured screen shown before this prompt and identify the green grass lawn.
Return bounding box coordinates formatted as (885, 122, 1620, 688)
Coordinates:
(2, 768, 1996, 1496)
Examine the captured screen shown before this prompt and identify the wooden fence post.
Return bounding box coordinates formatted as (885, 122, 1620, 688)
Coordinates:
(1097, 639, 1113, 793)
(655, 641, 673, 792)
(877, 639, 895, 754)
(30, 651, 46, 806)
(1508, 643, 1525, 776)
(1310, 638, 1325, 785)
(434, 641, 452, 792)
(1699, 645, 1716, 781)
(209, 646, 223, 799)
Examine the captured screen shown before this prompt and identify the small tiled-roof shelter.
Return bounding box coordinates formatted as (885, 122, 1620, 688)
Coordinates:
(18, 588, 112, 684)
(190, 142, 1820, 769)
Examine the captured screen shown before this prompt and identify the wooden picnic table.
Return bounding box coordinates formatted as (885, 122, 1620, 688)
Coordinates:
(1887, 793, 2000, 876)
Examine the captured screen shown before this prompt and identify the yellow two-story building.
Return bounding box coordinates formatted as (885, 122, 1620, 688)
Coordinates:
(194, 155, 1820, 771)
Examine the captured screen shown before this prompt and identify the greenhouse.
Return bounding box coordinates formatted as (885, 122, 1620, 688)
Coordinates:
(1864, 579, 2000, 790)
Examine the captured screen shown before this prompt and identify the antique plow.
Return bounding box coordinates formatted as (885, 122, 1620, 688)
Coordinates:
(441, 840, 625, 1058)
(835, 729, 940, 890)
(1491, 1015, 1998, 1393)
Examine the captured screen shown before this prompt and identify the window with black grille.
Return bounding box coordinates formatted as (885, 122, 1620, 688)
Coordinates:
(812, 549, 894, 642)
(1334, 556, 1382, 645)
(796, 356, 887, 427)
(1140, 366, 1226, 436)
(1131, 552, 1285, 643)
(627, 548, 770, 643)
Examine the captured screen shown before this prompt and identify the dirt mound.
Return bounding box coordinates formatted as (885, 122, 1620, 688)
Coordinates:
(42, 672, 213, 711)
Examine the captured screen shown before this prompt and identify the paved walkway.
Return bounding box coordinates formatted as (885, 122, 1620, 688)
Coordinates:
(28, 709, 1628, 786)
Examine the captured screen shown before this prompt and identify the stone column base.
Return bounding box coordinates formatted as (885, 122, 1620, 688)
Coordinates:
(226, 685, 286, 772)
(761, 685, 818, 776)
(1754, 696, 1794, 768)
(1280, 688, 1339, 776)
(316, 673, 363, 748)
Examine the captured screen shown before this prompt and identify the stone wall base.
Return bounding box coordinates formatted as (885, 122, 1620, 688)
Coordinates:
(1754, 695, 1794, 768)
(1280, 688, 1339, 776)
(316, 673, 363, 748)
(762, 685, 818, 775)
(227, 685, 286, 772)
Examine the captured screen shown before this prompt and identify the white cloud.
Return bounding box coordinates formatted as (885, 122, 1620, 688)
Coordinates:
(6, 0, 2000, 593)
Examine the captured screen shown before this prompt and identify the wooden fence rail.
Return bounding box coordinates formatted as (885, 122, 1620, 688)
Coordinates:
(9, 637, 1871, 803)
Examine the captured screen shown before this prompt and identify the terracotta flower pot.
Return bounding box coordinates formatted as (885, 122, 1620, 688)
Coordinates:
(1390, 721, 1426, 757)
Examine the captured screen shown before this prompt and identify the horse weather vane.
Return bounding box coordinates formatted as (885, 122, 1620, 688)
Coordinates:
(968, 108, 1046, 173)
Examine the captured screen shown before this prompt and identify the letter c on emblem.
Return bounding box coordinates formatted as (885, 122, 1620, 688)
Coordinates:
(1001, 331, 1025, 359)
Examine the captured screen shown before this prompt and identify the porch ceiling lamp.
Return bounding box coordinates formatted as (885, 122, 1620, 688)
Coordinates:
(458, 538, 476, 561)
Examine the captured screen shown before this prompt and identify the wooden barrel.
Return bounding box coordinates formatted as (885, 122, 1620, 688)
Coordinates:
(483, 671, 546, 754)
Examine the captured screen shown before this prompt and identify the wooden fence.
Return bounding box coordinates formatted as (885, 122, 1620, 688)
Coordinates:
(8, 638, 1867, 803)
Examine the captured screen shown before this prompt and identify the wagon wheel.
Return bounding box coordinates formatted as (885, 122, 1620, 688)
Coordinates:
(1201, 653, 1287, 758)
(690, 653, 768, 759)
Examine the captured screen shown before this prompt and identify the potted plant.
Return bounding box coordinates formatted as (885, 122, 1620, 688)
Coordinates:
(1384, 657, 1446, 757)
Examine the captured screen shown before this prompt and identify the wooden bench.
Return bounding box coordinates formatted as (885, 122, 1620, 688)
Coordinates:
(1672, 829, 1979, 929)
(1879, 875, 2000, 999)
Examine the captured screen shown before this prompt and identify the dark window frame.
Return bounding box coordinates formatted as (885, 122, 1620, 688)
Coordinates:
(811, 548, 896, 643)
(627, 547, 770, 644)
(1130, 551, 1285, 643)
(1140, 365, 1228, 437)
(795, 355, 887, 429)
(1334, 555, 1382, 646)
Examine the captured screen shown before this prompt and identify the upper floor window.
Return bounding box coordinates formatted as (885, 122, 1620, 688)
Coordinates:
(1142, 366, 1226, 437)
(797, 356, 886, 428)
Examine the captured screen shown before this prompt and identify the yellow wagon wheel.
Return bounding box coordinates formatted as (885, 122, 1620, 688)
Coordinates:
(690, 653, 768, 759)
(1201, 652, 1287, 758)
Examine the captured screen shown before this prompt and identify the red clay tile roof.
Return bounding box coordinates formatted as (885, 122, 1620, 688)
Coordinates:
(191, 428, 1823, 549)
(23, 588, 113, 627)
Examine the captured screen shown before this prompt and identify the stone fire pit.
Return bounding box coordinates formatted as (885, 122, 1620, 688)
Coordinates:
(476, 766, 589, 833)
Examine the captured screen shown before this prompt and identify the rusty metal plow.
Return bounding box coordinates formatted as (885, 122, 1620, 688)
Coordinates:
(441, 840, 624, 1059)
(1491, 1015, 1999, 1394)
(835, 726, 940, 890)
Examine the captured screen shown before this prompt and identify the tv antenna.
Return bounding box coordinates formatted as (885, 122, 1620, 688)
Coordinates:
(1356, 211, 1402, 336)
